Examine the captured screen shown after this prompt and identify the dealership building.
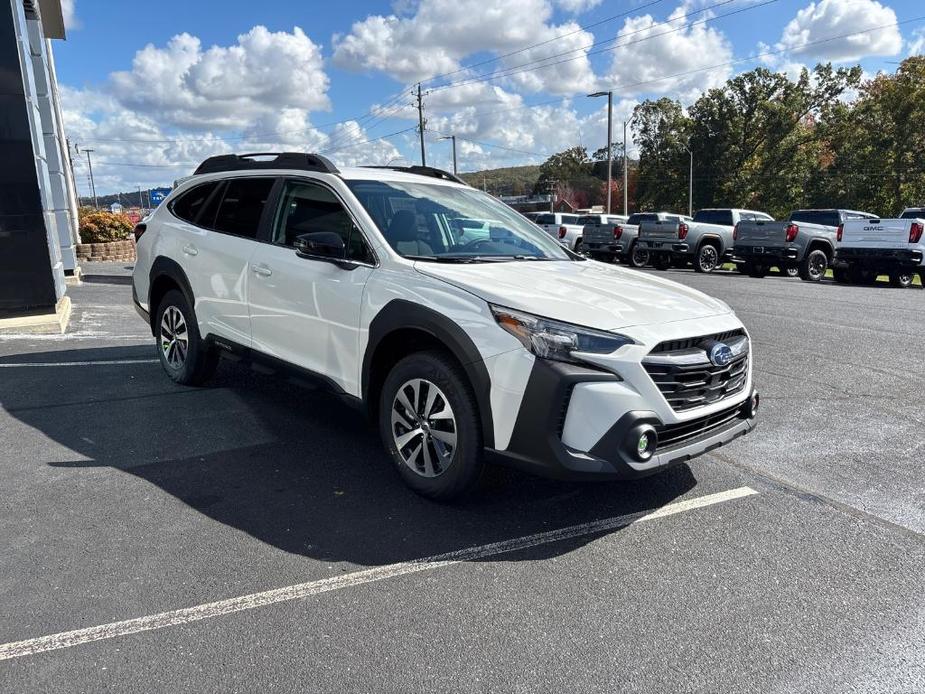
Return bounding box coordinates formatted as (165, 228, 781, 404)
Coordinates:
(1, 0, 80, 331)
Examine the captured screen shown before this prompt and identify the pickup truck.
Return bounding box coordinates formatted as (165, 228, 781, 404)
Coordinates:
(833, 208, 925, 287)
(732, 209, 878, 282)
(587, 211, 689, 268)
(638, 209, 774, 273)
(534, 212, 585, 253)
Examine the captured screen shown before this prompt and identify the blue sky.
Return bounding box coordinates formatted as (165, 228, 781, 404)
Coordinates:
(53, 0, 925, 194)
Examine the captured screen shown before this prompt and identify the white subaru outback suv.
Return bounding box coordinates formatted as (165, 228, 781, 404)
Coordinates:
(132, 152, 758, 500)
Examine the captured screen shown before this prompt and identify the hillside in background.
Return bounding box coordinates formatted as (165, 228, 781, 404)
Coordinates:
(459, 165, 541, 196)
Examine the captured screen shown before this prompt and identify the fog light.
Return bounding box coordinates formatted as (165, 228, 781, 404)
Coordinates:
(637, 433, 652, 458)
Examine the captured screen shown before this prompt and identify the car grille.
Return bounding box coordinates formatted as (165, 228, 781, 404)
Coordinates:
(643, 331, 749, 412)
(655, 401, 747, 451)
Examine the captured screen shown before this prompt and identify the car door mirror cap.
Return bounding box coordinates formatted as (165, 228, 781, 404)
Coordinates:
(293, 232, 356, 269)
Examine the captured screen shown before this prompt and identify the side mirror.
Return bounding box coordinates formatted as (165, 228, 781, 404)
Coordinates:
(294, 232, 346, 262)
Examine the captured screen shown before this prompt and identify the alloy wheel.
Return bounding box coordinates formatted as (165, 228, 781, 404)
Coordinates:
(631, 244, 649, 267)
(391, 378, 457, 478)
(809, 252, 827, 280)
(160, 306, 189, 369)
(698, 245, 718, 272)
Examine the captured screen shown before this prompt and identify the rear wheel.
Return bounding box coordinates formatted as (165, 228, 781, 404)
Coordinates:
(832, 266, 852, 284)
(781, 264, 800, 278)
(747, 263, 768, 278)
(379, 351, 483, 501)
(889, 271, 914, 288)
(589, 252, 610, 262)
(154, 289, 217, 386)
(694, 243, 720, 273)
(652, 253, 672, 270)
(573, 238, 584, 255)
(799, 249, 828, 282)
(626, 241, 649, 268)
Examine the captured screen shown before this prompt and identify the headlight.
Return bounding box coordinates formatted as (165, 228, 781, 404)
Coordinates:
(490, 304, 634, 365)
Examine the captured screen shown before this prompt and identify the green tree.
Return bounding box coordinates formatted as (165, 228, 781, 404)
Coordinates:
(631, 98, 691, 212)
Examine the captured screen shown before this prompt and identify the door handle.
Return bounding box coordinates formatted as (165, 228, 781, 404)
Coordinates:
(251, 264, 272, 278)
(182, 244, 198, 256)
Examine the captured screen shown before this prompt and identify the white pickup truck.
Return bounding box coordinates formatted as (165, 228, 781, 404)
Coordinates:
(833, 207, 925, 287)
(533, 212, 585, 253)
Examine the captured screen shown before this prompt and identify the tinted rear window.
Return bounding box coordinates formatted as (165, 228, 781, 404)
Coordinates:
(170, 182, 219, 224)
(693, 209, 734, 226)
(627, 213, 657, 225)
(901, 208, 925, 219)
(210, 178, 275, 239)
(535, 214, 554, 225)
(561, 215, 579, 225)
(788, 210, 840, 227)
(577, 216, 599, 225)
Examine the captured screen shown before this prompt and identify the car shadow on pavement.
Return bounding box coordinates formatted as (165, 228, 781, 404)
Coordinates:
(4, 346, 697, 566)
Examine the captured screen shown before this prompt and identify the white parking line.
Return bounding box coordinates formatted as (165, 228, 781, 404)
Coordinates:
(0, 486, 757, 661)
(0, 359, 158, 368)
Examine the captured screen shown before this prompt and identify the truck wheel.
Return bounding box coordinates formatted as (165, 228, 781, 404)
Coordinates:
(832, 266, 852, 284)
(694, 243, 720, 273)
(379, 350, 484, 501)
(747, 263, 767, 278)
(798, 249, 828, 282)
(154, 289, 217, 386)
(626, 241, 649, 268)
(652, 253, 671, 270)
(781, 264, 799, 278)
(589, 252, 609, 262)
(573, 238, 584, 254)
(889, 272, 914, 288)
(737, 262, 753, 275)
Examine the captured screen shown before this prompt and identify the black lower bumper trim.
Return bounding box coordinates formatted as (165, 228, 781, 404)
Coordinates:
(835, 248, 923, 270)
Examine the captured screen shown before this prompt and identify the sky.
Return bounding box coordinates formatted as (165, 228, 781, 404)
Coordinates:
(52, 0, 925, 196)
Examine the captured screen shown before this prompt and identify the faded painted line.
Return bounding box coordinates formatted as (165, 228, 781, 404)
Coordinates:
(0, 486, 757, 661)
(0, 359, 159, 368)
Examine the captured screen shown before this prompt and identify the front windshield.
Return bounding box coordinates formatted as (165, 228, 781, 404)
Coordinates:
(346, 180, 573, 262)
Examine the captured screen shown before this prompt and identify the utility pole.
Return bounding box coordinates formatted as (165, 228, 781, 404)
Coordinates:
(83, 148, 98, 209)
(587, 90, 613, 213)
(439, 135, 457, 174)
(623, 120, 628, 216)
(137, 185, 144, 209)
(683, 142, 693, 217)
(545, 179, 558, 213)
(415, 83, 426, 167)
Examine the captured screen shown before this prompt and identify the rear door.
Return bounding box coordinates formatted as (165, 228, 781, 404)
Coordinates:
(170, 176, 274, 346)
(247, 178, 375, 395)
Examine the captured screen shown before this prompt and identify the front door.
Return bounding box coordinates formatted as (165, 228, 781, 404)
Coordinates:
(247, 178, 375, 397)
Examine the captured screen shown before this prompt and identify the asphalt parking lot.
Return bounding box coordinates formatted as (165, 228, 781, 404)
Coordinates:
(1, 263, 923, 693)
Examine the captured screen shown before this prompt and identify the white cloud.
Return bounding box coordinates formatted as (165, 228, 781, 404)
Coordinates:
(601, 5, 734, 103)
(110, 27, 330, 131)
(908, 27, 925, 57)
(501, 22, 597, 95)
(777, 0, 901, 62)
(556, 0, 603, 13)
(61, 0, 79, 30)
(331, 0, 595, 93)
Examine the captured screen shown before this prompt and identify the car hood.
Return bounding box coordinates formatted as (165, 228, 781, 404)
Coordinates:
(415, 260, 731, 331)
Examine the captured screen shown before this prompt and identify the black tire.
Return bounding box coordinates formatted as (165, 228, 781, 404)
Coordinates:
(747, 263, 768, 278)
(832, 266, 852, 284)
(625, 241, 649, 268)
(573, 238, 584, 255)
(378, 350, 484, 501)
(854, 268, 878, 285)
(798, 248, 828, 282)
(589, 252, 610, 262)
(889, 271, 914, 288)
(652, 253, 672, 270)
(153, 289, 217, 386)
(737, 262, 753, 275)
(694, 242, 720, 273)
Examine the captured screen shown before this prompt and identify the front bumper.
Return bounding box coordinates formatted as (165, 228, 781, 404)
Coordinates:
(492, 359, 757, 481)
(834, 247, 923, 269)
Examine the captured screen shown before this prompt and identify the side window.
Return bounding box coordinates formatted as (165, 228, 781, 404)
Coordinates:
(561, 215, 579, 225)
(272, 180, 374, 264)
(169, 182, 219, 224)
(211, 177, 275, 239)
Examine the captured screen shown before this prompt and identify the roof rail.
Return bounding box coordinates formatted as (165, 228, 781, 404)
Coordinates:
(193, 152, 340, 176)
(361, 165, 467, 186)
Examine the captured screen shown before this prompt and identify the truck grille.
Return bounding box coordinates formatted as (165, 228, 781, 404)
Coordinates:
(643, 331, 749, 412)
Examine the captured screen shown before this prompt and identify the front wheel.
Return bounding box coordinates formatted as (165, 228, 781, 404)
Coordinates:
(379, 351, 484, 500)
(154, 289, 217, 386)
(799, 249, 828, 282)
(782, 264, 800, 278)
(889, 271, 914, 288)
(694, 243, 720, 273)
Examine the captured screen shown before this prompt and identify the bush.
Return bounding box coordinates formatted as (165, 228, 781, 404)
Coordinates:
(78, 207, 134, 243)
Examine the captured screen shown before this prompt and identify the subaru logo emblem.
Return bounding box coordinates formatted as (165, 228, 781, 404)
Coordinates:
(708, 342, 733, 367)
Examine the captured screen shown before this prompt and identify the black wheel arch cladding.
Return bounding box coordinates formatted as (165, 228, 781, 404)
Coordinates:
(149, 257, 196, 335)
(363, 299, 495, 449)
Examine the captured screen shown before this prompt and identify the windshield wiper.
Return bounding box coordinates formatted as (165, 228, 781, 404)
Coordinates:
(404, 255, 483, 263)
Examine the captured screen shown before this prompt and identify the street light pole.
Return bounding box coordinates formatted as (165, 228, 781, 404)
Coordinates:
(439, 135, 457, 175)
(83, 148, 98, 209)
(587, 91, 612, 214)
